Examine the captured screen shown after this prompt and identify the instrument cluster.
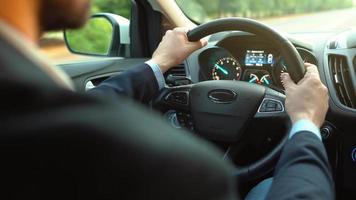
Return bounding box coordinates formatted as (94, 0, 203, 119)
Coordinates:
(199, 45, 317, 90)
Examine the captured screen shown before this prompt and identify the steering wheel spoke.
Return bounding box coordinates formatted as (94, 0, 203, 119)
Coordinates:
(154, 85, 193, 111)
(254, 88, 288, 119)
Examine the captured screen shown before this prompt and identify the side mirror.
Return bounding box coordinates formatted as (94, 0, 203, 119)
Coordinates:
(64, 13, 130, 57)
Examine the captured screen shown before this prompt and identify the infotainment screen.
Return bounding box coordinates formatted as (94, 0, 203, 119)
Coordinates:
(245, 50, 274, 67)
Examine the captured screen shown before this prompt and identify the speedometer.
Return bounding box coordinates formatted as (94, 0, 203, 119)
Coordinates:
(211, 57, 242, 80)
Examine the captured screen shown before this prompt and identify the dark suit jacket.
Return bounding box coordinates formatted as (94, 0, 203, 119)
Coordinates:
(266, 133, 335, 199)
(88, 63, 160, 103)
(0, 33, 333, 200)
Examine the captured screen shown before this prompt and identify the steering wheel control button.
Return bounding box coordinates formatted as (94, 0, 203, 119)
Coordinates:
(258, 99, 284, 113)
(266, 101, 276, 108)
(164, 110, 181, 129)
(176, 111, 194, 131)
(165, 91, 189, 105)
(276, 103, 283, 111)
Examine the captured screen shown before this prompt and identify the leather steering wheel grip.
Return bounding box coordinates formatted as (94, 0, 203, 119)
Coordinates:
(187, 17, 306, 83)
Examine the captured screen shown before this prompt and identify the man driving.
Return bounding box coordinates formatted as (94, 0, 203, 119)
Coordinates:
(0, 0, 334, 199)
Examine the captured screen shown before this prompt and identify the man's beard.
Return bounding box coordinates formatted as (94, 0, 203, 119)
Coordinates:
(39, 0, 91, 31)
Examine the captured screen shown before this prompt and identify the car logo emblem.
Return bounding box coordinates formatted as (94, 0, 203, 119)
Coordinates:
(208, 89, 237, 104)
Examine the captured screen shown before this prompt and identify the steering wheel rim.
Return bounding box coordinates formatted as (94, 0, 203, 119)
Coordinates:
(156, 18, 306, 184)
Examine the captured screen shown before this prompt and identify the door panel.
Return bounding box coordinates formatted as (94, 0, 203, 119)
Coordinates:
(58, 57, 148, 91)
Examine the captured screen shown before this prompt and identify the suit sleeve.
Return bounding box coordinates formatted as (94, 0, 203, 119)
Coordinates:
(266, 132, 334, 199)
(88, 64, 159, 103)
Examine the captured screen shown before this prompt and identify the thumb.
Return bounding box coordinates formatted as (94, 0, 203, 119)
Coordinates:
(281, 73, 296, 90)
(200, 38, 208, 47)
(187, 39, 207, 52)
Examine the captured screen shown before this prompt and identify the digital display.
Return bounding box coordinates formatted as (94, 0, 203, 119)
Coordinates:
(245, 50, 274, 67)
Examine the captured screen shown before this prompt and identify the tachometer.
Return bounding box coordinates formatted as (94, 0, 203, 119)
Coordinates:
(211, 57, 242, 80)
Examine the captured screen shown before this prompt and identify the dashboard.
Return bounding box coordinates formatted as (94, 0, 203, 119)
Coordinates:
(197, 34, 318, 90)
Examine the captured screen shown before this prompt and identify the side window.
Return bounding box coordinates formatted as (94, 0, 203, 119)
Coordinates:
(40, 0, 131, 64)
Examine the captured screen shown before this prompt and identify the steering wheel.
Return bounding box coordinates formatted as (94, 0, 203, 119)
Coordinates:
(154, 18, 305, 183)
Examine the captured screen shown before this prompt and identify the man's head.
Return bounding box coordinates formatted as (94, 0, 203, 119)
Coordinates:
(40, 0, 91, 31)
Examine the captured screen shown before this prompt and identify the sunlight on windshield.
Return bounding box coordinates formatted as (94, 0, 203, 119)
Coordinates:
(176, 0, 356, 33)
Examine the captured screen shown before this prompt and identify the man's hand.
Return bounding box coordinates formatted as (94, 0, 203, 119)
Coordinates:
(281, 63, 329, 128)
(150, 27, 207, 73)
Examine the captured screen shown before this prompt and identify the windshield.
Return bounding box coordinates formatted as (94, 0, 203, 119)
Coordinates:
(176, 0, 356, 33)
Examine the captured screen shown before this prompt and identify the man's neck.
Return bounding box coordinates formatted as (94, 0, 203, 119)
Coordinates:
(0, 0, 40, 44)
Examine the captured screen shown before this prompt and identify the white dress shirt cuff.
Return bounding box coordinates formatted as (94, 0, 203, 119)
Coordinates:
(145, 60, 165, 90)
(289, 119, 322, 141)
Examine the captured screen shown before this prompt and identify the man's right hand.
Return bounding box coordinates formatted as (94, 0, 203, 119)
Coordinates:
(281, 63, 329, 128)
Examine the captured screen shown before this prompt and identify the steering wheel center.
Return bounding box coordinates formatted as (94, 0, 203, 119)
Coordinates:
(190, 80, 265, 142)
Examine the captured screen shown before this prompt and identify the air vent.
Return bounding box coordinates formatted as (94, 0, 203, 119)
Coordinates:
(165, 63, 186, 77)
(329, 55, 356, 109)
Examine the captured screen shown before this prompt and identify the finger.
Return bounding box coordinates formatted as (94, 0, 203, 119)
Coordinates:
(200, 38, 208, 47)
(186, 42, 205, 53)
(305, 63, 317, 72)
(305, 63, 320, 78)
(186, 37, 207, 50)
(297, 63, 320, 85)
(173, 27, 206, 50)
(281, 73, 296, 90)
